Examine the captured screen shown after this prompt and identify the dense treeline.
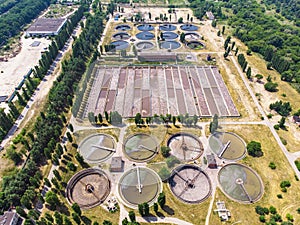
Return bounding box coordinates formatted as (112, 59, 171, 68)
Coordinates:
(262, 0, 300, 25)
(188, 0, 223, 20)
(188, 0, 300, 92)
(0, 0, 53, 46)
(0, 3, 104, 215)
(0, 5, 86, 144)
(0, 0, 20, 15)
(224, 0, 300, 89)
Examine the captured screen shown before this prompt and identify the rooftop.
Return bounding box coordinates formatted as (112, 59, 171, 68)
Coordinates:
(27, 18, 67, 33)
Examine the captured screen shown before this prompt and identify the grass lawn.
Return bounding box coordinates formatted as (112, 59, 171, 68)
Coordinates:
(277, 128, 300, 153)
(210, 124, 300, 224)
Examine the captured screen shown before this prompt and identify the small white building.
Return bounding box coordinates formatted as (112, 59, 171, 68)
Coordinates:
(214, 201, 231, 221)
(26, 18, 67, 37)
(0, 211, 19, 225)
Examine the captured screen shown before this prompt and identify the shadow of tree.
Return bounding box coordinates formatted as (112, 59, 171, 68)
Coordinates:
(81, 216, 92, 225)
(162, 205, 174, 215)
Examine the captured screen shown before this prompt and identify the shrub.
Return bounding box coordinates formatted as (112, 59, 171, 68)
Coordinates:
(269, 162, 276, 170)
(280, 180, 291, 188)
(247, 141, 263, 157)
(166, 156, 180, 168)
(259, 215, 265, 222)
(269, 206, 277, 214)
(264, 82, 278, 92)
(277, 194, 282, 199)
(286, 213, 293, 221)
(161, 146, 171, 158)
(274, 124, 280, 130)
(255, 206, 265, 215)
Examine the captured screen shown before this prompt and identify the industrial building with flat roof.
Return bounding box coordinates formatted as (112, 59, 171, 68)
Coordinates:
(0, 211, 19, 225)
(26, 18, 67, 37)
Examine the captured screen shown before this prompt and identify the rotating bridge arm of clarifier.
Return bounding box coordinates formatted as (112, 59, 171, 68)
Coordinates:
(138, 145, 157, 153)
(218, 141, 231, 158)
(137, 167, 142, 194)
(91, 145, 116, 152)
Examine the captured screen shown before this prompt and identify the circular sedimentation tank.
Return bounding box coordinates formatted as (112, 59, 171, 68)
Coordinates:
(124, 133, 158, 162)
(110, 40, 129, 50)
(159, 24, 176, 31)
(184, 32, 201, 41)
(115, 24, 131, 31)
(169, 164, 212, 203)
(162, 31, 178, 40)
(167, 132, 204, 161)
(208, 132, 246, 161)
(180, 24, 198, 31)
(66, 168, 111, 209)
(135, 41, 155, 50)
(136, 31, 155, 40)
(137, 24, 154, 31)
(118, 167, 162, 208)
(79, 134, 116, 164)
(113, 32, 131, 40)
(218, 163, 263, 203)
(159, 41, 181, 50)
(186, 41, 205, 50)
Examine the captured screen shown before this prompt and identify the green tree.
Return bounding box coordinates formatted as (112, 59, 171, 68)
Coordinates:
(16, 206, 27, 218)
(45, 191, 59, 210)
(54, 212, 63, 225)
(128, 211, 136, 222)
(98, 113, 103, 123)
(235, 47, 239, 56)
(246, 67, 252, 79)
(103, 221, 112, 225)
(180, 32, 185, 43)
(161, 146, 171, 157)
(72, 213, 81, 225)
(247, 141, 263, 157)
(138, 204, 144, 216)
(158, 192, 166, 208)
(212, 20, 217, 27)
(264, 82, 278, 92)
(153, 202, 158, 213)
(209, 114, 218, 133)
(72, 203, 82, 216)
(278, 117, 286, 129)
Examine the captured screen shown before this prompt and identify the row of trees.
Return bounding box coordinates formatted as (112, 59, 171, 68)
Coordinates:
(0, 5, 87, 143)
(134, 113, 198, 127)
(88, 111, 122, 125)
(0, 2, 104, 216)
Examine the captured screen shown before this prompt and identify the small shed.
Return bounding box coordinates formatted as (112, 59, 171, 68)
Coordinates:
(207, 154, 217, 169)
(110, 157, 124, 172)
(214, 201, 231, 221)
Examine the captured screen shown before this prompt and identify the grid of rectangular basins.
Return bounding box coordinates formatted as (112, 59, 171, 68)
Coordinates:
(84, 65, 239, 118)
